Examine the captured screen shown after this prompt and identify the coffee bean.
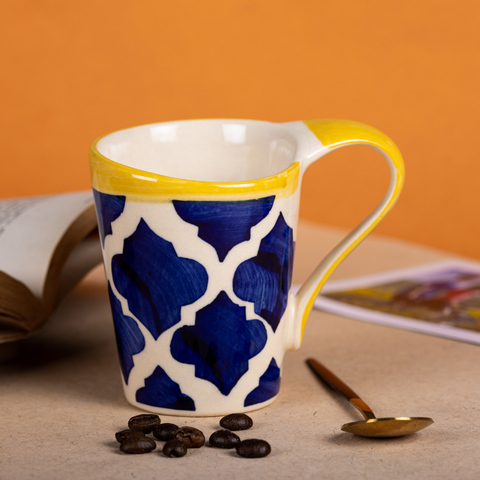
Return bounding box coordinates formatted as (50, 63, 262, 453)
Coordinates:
(236, 439, 271, 458)
(115, 429, 139, 443)
(153, 423, 179, 441)
(128, 414, 161, 433)
(120, 434, 157, 454)
(220, 413, 253, 431)
(163, 439, 188, 458)
(209, 430, 240, 449)
(173, 426, 205, 448)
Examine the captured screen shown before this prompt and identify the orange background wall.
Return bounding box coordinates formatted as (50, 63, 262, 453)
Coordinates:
(1, 1, 479, 259)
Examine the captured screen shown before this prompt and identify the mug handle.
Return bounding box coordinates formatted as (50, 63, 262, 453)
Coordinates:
(290, 119, 405, 349)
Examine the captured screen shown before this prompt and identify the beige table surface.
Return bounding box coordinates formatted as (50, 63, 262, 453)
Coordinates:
(1, 220, 479, 479)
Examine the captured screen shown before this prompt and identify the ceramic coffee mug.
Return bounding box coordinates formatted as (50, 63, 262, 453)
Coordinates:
(89, 119, 404, 416)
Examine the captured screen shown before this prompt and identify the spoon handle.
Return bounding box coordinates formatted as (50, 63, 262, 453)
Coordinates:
(306, 358, 376, 421)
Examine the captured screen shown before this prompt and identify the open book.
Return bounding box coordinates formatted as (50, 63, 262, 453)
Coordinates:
(0, 191, 102, 344)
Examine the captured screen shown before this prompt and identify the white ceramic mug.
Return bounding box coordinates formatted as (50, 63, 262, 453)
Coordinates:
(89, 119, 404, 416)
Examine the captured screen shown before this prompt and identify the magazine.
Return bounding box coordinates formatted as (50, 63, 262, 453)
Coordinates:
(0, 191, 101, 344)
(308, 259, 480, 345)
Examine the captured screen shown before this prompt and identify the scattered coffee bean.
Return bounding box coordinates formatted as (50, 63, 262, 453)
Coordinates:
(220, 413, 253, 431)
(163, 439, 188, 458)
(153, 423, 179, 441)
(115, 429, 139, 443)
(209, 430, 241, 449)
(120, 434, 157, 454)
(128, 414, 161, 433)
(173, 426, 205, 448)
(235, 439, 271, 458)
(114, 414, 272, 458)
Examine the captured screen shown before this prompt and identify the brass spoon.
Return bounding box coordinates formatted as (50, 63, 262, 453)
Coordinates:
(306, 358, 434, 438)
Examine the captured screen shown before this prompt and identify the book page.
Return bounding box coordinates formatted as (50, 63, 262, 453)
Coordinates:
(297, 259, 480, 345)
(0, 191, 95, 300)
(56, 232, 104, 300)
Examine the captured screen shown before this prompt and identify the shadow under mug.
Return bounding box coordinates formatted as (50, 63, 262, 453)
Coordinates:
(89, 119, 404, 416)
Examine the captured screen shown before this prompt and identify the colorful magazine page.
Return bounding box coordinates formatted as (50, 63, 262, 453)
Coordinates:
(307, 259, 480, 345)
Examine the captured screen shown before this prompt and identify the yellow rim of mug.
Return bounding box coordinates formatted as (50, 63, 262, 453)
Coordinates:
(299, 119, 405, 336)
(89, 138, 300, 202)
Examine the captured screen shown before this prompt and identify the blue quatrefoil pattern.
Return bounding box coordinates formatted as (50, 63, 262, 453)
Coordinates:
(173, 196, 275, 261)
(244, 358, 281, 406)
(171, 291, 267, 395)
(93, 189, 126, 246)
(112, 218, 209, 340)
(107, 282, 145, 385)
(94, 190, 293, 409)
(136, 365, 196, 411)
(233, 213, 294, 332)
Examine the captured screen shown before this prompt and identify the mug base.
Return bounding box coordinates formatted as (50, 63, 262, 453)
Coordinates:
(126, 394, 279, 417)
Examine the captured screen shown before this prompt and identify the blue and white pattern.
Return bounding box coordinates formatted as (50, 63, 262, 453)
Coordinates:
(112, 218, 208, 340)
(233, 213, 294, 332)
(93, 189, 126, 246)
(107, 282, 145, 385)
(244, 358, 281, 407)
(173, 197, 275, 261)
(136, 365, 196, 411)
(171, 291, 267, 395)
(94, 188, 297, 415)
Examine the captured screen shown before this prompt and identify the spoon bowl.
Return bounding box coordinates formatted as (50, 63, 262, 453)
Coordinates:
(341, 416, 434, 438)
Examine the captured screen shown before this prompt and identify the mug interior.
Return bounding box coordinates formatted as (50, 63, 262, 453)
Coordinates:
(95, 120, 298, 182)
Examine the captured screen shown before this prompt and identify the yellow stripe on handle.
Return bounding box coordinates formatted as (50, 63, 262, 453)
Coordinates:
(296, 120, 405, 340)
(304, 119, 404, 169)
